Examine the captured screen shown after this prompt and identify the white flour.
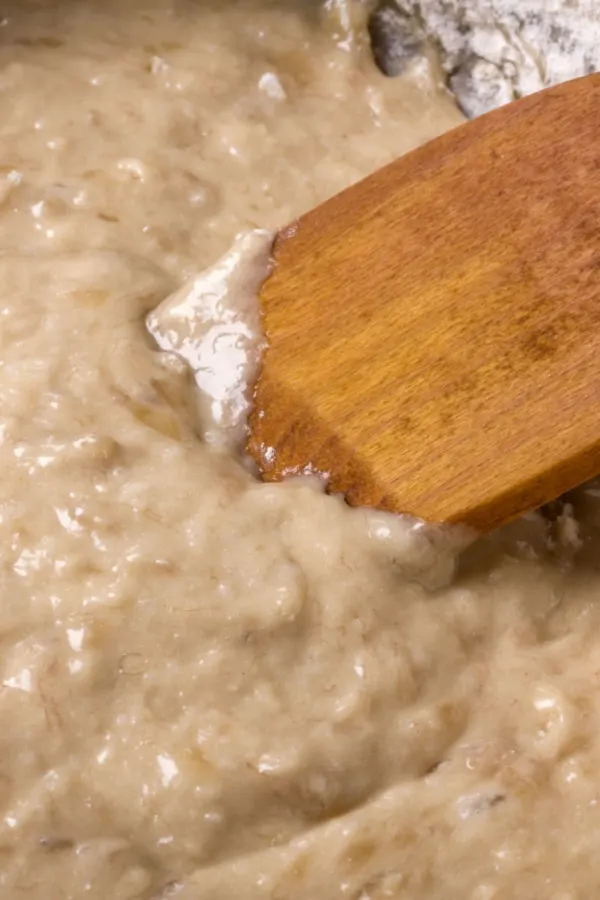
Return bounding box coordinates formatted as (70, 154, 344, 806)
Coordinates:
(393, 0, 600, 115)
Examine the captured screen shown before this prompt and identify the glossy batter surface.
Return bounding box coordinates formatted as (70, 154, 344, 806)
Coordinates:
(1, 3, 599, 899)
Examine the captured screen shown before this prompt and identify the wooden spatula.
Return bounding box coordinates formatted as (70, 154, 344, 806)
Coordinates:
(247, 74, 600, 532)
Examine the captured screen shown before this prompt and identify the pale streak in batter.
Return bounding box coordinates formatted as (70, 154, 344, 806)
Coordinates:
(0, 2, 598, 899)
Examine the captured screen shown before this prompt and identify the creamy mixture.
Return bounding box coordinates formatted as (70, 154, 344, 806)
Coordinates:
(1, 2, 600, 899)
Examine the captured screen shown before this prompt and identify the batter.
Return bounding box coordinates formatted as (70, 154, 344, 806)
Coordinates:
(0, 2, 599, 899)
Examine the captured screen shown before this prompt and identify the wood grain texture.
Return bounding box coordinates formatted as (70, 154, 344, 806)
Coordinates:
(247, 74, 600, 531)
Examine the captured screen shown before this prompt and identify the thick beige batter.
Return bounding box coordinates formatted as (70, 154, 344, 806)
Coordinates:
(1, 2, 600, 898)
